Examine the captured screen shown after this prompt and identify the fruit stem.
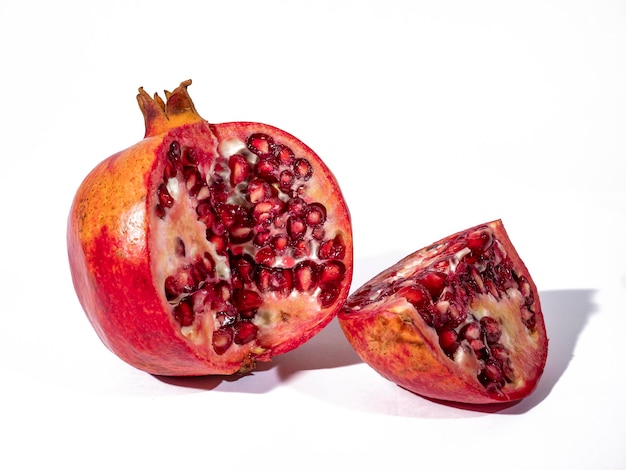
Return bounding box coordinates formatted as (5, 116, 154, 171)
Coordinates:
(137, 79, 204, 138)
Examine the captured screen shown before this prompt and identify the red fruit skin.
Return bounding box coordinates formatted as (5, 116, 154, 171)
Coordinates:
(67, 80, 353, 376)
(338, 220, 548, 405)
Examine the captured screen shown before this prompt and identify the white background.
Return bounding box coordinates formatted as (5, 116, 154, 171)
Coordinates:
(1, 0, 625, 468)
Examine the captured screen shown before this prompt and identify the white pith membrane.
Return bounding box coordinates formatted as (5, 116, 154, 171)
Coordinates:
(150, 133, 348, 363)
(346, 226, 540, 395)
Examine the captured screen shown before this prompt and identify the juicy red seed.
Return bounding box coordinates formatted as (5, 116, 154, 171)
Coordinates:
(446, 302, 467, 328)
(318, 235, 346, 260)
(461, 322, 482, 341)
(252, 198, 285, 225)
(279, 170, 295, 191)
(234, 322, 259, 345)
(312, 225, 325, 240)
(255, 266, 272, 292)
(521, 307, 536, 329)
(164, 267, 197, 300)
(163, 160, 178, 179)
(271, 234, 289, 252)
(287, 216, 307, 240)
(490, 344, 509, 363)
(253, 230, 271, 247)
(168, 141, 181, 161)
(231, 254, 256, 285)
(480, 316, 501, 343)
(319, 287, 340, 307)
(181, 148, 197, 167)
(255, 157, 279, 181)
(319, 261, 346, 287)
(229, 154, 250, 186)
(157, 183, 174, 208)
(247, 133, 274, 156)
(256, 267, 293, 295)
(270, 268, 293, 295)
(255, 246, 276, 266)
(416, 271, 447, 300)
(399, 284, 431, 309)
(439, 329, 460, 356)
(210, 179, 229, 204)
(287, 197, 308, 217)
(482, 360, 504, 382)
(293, 260, 319, 292)
(232, 289, 263, 312)
(274, 144, 295, 165)
(186, 174, 205, 198)
(206, 230, 228, 256)
(306, 203, 327, 226)
(196, 202, 215, 227)
(293, 158, 313, 180)
(247, 179, 274, 203)
(467, 228, 493, 255)
(173, 297, 195, 327)
(292, 239, 311, 258)
(212, 327, 234, 355)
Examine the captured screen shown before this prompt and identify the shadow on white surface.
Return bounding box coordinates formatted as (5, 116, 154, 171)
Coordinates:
(407, 288, 598, 416)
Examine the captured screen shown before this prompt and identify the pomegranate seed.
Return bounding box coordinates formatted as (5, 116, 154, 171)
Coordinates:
(416, 271, 447, 301)
(163, 160, 178, 179)
(255, 246, 276, 266)
(287, 216, 307, 240)
(157, 183, 174, 208)
(439, 329, 460, 356)
(196, 202, 215, 227)
(234, 322, 259, 345)
(294, 260, 319, 292)
(521, 307, 536, 329)
(212, 327, 234, 355)
(466, 228, 493, 255)
(279, 170, 295, 192)
(247, 133, 274, 157)
(461, 322, 482, 342)
(247, 179, 273, 203)
(319, 261, 346, 288)
(231, 254, 256, 286)
(173, 297, 195, 327)
(181, 148, 197, 167)
(318, 235, 346, 260)
(482, 359, 504, 382)
(271, 234, 289, 253)
(399, 284, 431, 310)
(480, 316, 501, 344)
(305, 203, 327, 226)
(287, 197, 308, 217)
(232, 289, 263, 312)
(168, 140, 181, 161)
(273, 144, 295, 165)
(255, 157, 279, 181)
(319, 287, 340, 307)
(293, 158, 313, 180)
(229, 154, 250, 186)
(269, 268, 293, 295)
(253, 229, 272, 247)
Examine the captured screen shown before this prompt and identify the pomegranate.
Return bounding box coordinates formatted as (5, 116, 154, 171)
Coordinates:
(67, 80, 353, 376)
(338, 220, 547, 404)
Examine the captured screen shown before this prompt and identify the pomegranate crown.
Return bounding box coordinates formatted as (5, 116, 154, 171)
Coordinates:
(137, 79, 204, 138)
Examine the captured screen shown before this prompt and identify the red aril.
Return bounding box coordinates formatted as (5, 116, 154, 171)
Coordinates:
(67, 80, 353, 376)
(338, 220, 547, 404)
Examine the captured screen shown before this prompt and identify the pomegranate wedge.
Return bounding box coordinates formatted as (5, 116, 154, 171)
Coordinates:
(338, 220, 548, 404)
